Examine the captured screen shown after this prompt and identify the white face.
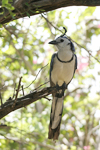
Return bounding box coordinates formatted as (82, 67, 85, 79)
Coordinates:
(55, 36, 71, 50)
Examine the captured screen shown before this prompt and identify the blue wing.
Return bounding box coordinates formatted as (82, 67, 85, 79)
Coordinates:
(71, 42, 75, 52)
(50, 53, 56, 81)
(74, 54, 77, 70)
(70, 41, 77, 70)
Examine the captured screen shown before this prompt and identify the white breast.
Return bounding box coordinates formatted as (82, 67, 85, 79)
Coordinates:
(51, 55, 75, 86)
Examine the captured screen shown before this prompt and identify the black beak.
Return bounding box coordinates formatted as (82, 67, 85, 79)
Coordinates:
(48, 40, 59, 45)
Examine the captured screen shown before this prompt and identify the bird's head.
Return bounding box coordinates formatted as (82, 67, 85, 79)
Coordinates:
(49, 27, 75, 52)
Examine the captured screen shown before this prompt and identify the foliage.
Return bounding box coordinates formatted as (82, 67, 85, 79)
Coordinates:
(0, 0, 45, 21)
(0, 0, 14, 18)
(0, 6, 100, 150)
(2, 0, 14, 10)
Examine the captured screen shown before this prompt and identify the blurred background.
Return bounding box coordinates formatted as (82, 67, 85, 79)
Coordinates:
(0, 6, 100, 150)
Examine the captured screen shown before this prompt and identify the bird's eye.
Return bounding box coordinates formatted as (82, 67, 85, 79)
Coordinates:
(60, 39, 64, 42)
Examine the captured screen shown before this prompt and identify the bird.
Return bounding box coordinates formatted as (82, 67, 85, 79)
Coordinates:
(48, 27, 77, 140)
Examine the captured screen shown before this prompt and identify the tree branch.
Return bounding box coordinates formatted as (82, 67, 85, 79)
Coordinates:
(0, 0, 100, 24)
(0, 86, 57, 119)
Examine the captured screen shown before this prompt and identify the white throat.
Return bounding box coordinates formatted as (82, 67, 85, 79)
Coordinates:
(57, 48, 73, 61)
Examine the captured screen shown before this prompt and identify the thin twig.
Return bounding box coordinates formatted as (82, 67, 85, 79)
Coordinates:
(41, 14, 63, 33)
(44, 96, 51, 101)
(12, 77, 22, 108)
(21, 85, 24, 96)
(19, 63, 49, 91)
(87, 124, 100, 139)
(70, 38, 100, 63)
(32, 81, 49, 92)
(64, 87, 82, 98)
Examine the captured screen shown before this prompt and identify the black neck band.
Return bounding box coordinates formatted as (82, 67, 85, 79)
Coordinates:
(56, 53, 74, 63)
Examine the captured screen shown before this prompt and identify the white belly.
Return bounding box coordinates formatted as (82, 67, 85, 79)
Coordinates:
(51, 56, 75, 86)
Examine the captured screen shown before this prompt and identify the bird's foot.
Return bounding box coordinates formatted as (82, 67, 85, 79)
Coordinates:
(55, 82, 67, 97)
(62, 82, 67, 90)
(55, 84, 60, 91)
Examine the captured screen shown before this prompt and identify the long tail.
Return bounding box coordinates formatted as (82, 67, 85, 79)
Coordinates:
(48, 91, 64, 140)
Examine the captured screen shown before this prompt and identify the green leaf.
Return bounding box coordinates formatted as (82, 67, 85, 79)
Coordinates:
(25, 2, 29, 6)
(26, 12, 30, 18)
(2, 0, 8, 5)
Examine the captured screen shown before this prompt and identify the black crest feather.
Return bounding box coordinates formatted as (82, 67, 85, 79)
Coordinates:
(61, 27, 67, 37)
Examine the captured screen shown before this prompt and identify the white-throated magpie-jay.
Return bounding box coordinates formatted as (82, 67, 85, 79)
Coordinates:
(48, 27, 77, 140)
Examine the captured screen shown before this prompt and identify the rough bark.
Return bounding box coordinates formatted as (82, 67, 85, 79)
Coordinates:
(0, 0, 100, 24)
(0, 86, 57, 119)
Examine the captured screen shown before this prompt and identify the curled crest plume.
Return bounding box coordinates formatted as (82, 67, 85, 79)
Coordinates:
(60, 27, 67, 37)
